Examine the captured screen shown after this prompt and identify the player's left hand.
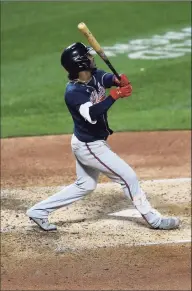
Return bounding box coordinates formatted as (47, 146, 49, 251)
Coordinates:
(114, 74, 130, 87)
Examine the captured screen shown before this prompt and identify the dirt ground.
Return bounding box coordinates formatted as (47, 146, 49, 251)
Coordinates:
(1, 130, 191, 290)
(1, 130, 191, 188)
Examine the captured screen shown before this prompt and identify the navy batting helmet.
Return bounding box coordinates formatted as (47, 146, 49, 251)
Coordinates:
(61, 42, 95, 79)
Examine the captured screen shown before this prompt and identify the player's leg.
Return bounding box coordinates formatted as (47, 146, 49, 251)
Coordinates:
(26, 159, 99, 230)
(75, 140, 180, 230)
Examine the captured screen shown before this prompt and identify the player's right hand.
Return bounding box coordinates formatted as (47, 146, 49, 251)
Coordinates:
(110, 84, 132, 100)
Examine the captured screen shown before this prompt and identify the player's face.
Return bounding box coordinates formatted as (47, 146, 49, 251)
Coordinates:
(87, 53, 96, 69)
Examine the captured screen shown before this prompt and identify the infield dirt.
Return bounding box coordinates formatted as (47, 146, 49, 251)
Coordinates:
(1, 131, 191, 290)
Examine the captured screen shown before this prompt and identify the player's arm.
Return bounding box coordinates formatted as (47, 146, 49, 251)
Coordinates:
(86, 96, 115, 122)
(89, 85, 132, 120)
(65, 85, 132, 124)
(65, 91, 112, 124)
(65, 91, 97, 124)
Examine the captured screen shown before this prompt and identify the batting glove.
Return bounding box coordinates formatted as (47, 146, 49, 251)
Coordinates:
(114, 74, 130, 87)
(110, 84, 132, 100)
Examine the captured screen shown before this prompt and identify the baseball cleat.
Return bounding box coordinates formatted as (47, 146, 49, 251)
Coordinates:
(157, 217, 180, 230)
(29, 217, 57, 231)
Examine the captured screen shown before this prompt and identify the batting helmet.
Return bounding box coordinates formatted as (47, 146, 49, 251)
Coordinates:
(60, 42, 95, 79)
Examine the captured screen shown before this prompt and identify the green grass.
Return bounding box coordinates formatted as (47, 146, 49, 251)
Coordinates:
(1, 1, 191, 137)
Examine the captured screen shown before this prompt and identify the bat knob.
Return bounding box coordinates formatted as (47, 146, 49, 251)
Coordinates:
(78, 22, 86, 30)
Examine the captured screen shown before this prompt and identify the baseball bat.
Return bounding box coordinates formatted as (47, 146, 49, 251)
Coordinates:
(77, 22, 121, 80)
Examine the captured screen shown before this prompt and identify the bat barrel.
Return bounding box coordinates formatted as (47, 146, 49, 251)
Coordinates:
(78, 22, 121, 80)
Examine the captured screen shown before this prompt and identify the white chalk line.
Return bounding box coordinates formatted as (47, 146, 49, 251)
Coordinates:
(54, 239, 191, 253)
(109, 208, 142, 217)
(129, 239, 191, 247)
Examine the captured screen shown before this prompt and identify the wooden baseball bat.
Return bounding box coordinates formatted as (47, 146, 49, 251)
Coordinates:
(77, 22, 121, 80)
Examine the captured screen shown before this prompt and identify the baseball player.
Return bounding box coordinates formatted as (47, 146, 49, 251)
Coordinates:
(26, 42, 180, 231)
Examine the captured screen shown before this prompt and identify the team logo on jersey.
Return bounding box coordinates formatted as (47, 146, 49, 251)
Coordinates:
(90, 82, 106, 104)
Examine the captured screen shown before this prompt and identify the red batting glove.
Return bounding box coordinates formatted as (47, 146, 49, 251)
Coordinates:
(110, 84, 132, 100)
(114, 74, 130, 87)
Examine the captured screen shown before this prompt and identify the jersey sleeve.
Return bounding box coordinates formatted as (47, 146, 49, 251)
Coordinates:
(65, 90, 89, 111)
(65, 90, 97, 124)
(96, 69, 115, 89)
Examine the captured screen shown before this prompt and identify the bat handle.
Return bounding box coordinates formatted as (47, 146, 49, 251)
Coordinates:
(105, 59, 121, 80)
